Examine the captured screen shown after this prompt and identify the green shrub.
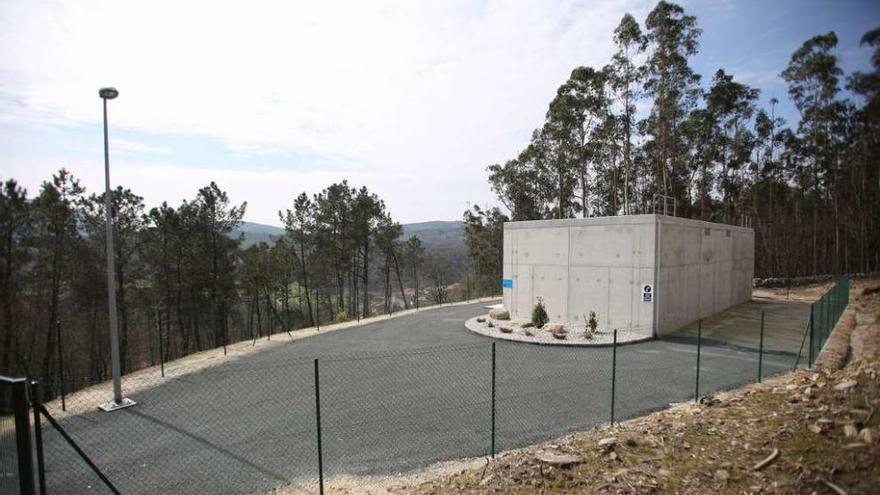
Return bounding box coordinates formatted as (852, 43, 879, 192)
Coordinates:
(335, 309, 349, 323)
(587, 310, 598, 336)
(531, 297, 549, 328)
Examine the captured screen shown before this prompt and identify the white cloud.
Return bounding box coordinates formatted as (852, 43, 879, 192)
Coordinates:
(0, 0, 651, 223)
(113, 138, 168, 155)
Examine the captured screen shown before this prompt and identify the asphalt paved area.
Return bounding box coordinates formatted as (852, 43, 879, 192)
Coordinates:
(29, 300, 807, 494)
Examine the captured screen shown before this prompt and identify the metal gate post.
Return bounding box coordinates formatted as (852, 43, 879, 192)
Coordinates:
(314, 359, 324, 495)
(808, 304, 815, 367)
(610, 330, 617, 425)
(30, 382, 46, 495)
(695, 320, 702, 402)
(490, 342, 496, 458)
(8, 377, 36, 494)
(758, 311, 765, 383)
(55, 322, 66, 412)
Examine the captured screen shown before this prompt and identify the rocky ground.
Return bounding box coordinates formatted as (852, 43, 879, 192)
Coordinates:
(388, 278, 880, 494)
(465, 308, 651, 346)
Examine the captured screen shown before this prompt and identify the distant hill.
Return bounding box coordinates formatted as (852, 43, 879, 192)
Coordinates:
(234, 221, 285, 247)
(234, 220, 466, 257)
(400, 221, 465, 258)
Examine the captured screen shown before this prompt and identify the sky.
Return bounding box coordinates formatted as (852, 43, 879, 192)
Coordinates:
(1, 0, 878, 226)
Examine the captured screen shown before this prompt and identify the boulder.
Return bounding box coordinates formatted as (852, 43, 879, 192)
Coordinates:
(489, 307, 510, 320)
(545, 323, 565, 334)
(499, 326, 513, 334)
(597, 437, 617, 452)
(535, 451, 582, 467)
(552, 332, 567, 340)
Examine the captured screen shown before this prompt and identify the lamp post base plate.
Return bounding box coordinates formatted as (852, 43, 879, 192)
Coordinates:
(99, 397, 137, 412)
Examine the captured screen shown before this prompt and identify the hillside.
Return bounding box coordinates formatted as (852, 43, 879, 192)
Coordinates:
(234, 220, 466, 258)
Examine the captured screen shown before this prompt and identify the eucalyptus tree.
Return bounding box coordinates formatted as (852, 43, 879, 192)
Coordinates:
(781, 32, 845, 273)
(545, 66, 610, 217)
(642, 1, 702, 203)
(704, 69, 759, 222)
(487, 155, 545, 221)
(527, 128, 576, 218)
(607, 13, 646, 214)
(847, 27, 880, 272)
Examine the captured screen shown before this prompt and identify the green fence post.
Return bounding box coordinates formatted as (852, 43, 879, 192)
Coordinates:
(55, 321, 66, 412)
(808, 304, 815, 367)
(31, 381, 46, 495)
(695, 319, 702, 402)
(490, 342, 496, 458)
(758, 311, 765, 383)
(314, 359, 324, 495)
(610, 329, 617, 425)
(8, 378, 35, 495)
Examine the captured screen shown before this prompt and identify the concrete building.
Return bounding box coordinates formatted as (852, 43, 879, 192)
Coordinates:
(501, 214, 754, 338)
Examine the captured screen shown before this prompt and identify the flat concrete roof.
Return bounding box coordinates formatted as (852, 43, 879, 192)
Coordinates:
(504, 214, 754, 234)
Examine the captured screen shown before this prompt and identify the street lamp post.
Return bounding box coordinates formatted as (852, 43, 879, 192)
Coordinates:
(98, 87, 136, 412)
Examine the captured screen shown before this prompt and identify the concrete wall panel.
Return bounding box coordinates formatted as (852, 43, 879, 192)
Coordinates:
(656, 216, 753, 335)
(514, 227, 569, 267)
(503, 214, 752, 338)
(567, 266, 609, 328)
(532, 265, 568, 321)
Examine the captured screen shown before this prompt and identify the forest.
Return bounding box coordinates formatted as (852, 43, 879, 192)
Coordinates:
(462, 1, 880, 293)
(2, 0, 878, 398)
(0, 175, 475, 397)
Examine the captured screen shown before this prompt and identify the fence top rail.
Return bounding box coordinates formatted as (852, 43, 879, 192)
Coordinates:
(0, 375, 27, 385)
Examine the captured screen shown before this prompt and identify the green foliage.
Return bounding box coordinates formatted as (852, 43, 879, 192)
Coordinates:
(480, 3, 880, 279)
(587, 311, 599, 336)
(531, 297, 549, 328)
(462, 205, 508, 297)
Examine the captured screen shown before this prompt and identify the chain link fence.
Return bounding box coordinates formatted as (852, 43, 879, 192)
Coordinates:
(2, 277, 851, 494)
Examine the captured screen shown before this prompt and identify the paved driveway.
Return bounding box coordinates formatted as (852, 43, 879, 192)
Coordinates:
(33, 300, 805, 494)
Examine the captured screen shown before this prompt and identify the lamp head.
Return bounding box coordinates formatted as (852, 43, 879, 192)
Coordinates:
(99, 87, 119, 99)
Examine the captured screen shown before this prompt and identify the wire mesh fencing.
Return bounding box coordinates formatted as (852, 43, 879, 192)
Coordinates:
(6, 279, 855, 494)
(319, 343, 490, 490)
(808, 275, 850, 364)
(35, 356, 319, 495)
(0, 403, 20, 494)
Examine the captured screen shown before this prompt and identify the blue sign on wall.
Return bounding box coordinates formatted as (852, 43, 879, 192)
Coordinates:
(502, 278, 513, 288)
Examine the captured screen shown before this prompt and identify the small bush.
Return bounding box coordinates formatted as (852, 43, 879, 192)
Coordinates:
(532, 297, 549, 328)
(487, 321, 494, 328)
(586, 310, 598, 337)
(522, 322, 535, 329)
(335, 310, 349, 323)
